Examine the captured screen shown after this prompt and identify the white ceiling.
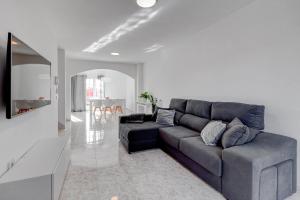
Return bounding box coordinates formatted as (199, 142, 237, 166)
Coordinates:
(41, 0, 254, 63)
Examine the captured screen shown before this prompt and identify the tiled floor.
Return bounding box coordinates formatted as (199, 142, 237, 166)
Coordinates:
(59, 111, 300, 200)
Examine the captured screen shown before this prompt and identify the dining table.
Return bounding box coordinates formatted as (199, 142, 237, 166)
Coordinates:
(89, 98, 126, 114)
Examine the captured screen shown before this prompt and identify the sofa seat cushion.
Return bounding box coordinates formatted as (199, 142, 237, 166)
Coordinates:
(120, 122, 169, 141)
(180, 136, 223, 176)
(159, 126, 199, 149)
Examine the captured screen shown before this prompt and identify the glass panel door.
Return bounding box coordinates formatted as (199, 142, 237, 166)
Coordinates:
(86, 78, 105, 110)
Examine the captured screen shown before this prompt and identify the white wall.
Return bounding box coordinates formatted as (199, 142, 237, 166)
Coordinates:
(126, 77, 136, 112)
(144, 0, 300, 185)
(66, 58, 142, 119)
(102, 71, 127, 99)
(0, 0, 58, 176)
(58, 49, 66, 128)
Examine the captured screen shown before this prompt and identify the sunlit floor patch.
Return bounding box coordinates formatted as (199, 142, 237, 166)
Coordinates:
(71, 115, 83, 123)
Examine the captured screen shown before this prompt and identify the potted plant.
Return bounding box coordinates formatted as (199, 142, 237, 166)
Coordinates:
(139, 91, 157, 112)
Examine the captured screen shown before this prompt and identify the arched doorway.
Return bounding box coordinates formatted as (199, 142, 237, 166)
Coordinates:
(72, 69, 135, 113)
(65, 59, 143, 121)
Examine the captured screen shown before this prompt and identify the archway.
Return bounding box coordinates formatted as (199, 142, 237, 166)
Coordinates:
(68, 70, 136, 120)
(76, 69, 135, 111)
(65, 59, 143, 120)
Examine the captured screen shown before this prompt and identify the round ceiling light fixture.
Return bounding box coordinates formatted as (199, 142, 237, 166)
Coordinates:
(136, 0, 157, 8)
(111, 52, 120, 56)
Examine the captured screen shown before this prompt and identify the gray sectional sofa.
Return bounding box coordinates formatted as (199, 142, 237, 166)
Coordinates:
(119, 99, 297, 200)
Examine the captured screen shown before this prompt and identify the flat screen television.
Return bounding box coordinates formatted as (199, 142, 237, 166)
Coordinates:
(6, 33, 51, 119)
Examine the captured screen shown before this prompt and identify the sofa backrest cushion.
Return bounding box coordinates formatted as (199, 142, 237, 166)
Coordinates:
(174, 111, 185, 125)
(185, 100, 212, 119)
(169, 98, 187, 113)
(169, 99, 188, 125)
(179, 114, 210, 133)
(211, 102, 265, 130)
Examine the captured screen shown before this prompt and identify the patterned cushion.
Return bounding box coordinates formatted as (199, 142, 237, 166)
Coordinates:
(152, 106, 172, 121)
(221, 118, 260, 148)
(201, 121, 227, 145)
(156, 109, 176, 126)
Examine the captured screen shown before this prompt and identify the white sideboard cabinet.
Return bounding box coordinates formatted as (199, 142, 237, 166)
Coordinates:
(0, 135, 70, 200)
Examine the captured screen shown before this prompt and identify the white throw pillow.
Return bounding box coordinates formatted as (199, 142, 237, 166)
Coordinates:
(201, 121, 226, 146)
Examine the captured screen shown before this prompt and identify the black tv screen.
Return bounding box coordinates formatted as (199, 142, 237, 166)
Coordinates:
(6, 33, 51, 119)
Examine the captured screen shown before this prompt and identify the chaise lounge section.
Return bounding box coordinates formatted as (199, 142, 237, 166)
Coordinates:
(119, 98, 297, 200)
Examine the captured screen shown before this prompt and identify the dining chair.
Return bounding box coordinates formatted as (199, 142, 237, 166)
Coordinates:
(113, 99, 123, 114)
(93, 100, 103, 115)
(102, 98, 114, 116)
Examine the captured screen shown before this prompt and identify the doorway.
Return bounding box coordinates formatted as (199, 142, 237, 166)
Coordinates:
(71, 69, 135, 116)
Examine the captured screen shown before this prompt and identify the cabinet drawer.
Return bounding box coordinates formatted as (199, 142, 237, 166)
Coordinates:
(52, 148, 70, 200)
(0, 175, 52, 200)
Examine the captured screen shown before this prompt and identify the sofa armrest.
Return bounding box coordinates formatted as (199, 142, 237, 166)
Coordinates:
(119, 114, 153, 124)
(144, 114, 154, 122)
(119, 115, 131, 124)
(222, 132, 297, 200)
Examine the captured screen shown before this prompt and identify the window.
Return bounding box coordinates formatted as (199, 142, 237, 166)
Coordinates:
(86, 78, 105, 100)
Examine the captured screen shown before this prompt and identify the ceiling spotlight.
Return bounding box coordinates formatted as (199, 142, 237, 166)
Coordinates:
(136, 0, 157, 8)
(111, 52, 120, 56)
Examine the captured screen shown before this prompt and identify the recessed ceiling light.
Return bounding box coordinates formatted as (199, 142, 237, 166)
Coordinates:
(136, 0, 157, 8)
(111, 52, 120, 56)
